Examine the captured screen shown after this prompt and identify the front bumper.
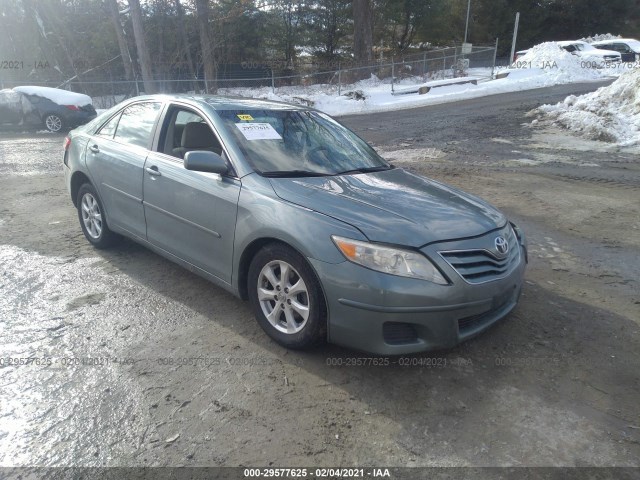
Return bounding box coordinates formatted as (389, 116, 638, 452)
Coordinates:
(310, 226, 527, 355)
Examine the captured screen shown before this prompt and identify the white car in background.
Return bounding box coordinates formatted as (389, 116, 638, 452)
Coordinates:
(557, 40, 621, 63)
(591, 39, 640, 62)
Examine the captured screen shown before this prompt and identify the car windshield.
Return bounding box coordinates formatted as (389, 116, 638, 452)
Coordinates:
(626, 40, 640, 51)
(216, 109, 391, 177)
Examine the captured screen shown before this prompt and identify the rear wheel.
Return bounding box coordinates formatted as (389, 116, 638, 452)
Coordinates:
(43, 113, 64, 132)
(248, 243, 327, 349)
(76, 183, 118, 249)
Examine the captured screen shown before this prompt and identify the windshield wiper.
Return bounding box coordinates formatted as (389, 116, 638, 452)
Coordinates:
(261, 170, 333, 178)
(334, 165, 394, 176)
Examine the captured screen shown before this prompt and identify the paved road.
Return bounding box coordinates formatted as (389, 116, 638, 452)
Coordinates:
(0, 81, 638, 470)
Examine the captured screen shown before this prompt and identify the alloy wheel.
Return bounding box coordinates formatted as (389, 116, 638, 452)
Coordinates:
(81, 192, 102, 239)
(257, 260, 310, 334)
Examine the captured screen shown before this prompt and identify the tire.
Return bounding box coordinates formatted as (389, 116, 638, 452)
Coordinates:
(248, 243, 327, 349)
(43, 113, 64, 132)
(76, 183, 118, 249)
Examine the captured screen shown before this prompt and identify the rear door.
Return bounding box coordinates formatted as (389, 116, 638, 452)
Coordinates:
(85, 101, 162, 240)
(142, 104, 241, 283)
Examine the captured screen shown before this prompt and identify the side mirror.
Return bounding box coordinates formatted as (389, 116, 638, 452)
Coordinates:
(184, 150, 228, 175)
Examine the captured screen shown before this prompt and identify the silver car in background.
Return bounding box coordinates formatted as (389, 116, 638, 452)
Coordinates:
(64, 95, 527, 354)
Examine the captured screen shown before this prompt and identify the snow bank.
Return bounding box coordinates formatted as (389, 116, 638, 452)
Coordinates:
(533, 68, 640, 145)
(13, 86, 93, 106)
(214, 40, 627, 117)
(515, 42, 608, 82)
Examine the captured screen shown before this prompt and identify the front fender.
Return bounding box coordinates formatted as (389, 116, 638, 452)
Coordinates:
(232, 173, 365, 291)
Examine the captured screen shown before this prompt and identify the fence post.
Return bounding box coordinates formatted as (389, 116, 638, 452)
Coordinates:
(338, 63, 342, 96)
(271, 68, 275, 94)
(423, 51, 427, 77)
(491, 38, 499, 79)
(442, 52, 446, 79)
(391, 57, 395, 93)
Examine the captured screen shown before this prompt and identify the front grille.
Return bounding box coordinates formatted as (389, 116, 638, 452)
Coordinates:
(439, 228, 519, 284)
(383, 322, 419, 345)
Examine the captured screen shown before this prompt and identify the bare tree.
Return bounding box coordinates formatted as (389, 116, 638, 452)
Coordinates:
(107, 0, 134, 81)
(195, 0, 217, 93)
(175, 0, 198, 91)
(353, 0, 374, 64)
(128, 0, 157, 93)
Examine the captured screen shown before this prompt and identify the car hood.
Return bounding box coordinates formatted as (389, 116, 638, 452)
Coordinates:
(269, 168, 506, 247)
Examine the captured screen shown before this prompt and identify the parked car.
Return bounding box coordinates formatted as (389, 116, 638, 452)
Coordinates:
(0, 86, 96, 132)
(64, 96, 528, 355)
(591, 39, 640, 62)
(557, 40, 621, 62)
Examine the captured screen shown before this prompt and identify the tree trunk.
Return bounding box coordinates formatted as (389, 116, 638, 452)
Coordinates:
(107, 0, 134, 81)
(195, 0, 217, 93)
(353, 0, 373, 65)
(128, 0, 156, 93)
(21, 0, 65, 79)
(175, 0, 198, 92)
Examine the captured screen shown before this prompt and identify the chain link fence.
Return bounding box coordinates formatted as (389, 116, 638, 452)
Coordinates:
(0, 45, 498, 108)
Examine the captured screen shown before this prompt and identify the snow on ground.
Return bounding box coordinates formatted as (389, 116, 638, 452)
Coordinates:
(219, 42, 630, 117)
(531, 68, 640, 145)
(13, 86, 93, 107)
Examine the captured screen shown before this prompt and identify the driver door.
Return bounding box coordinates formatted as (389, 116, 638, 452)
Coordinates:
(142, 105, 240, 284)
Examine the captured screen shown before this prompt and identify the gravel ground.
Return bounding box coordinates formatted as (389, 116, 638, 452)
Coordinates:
(0, 82, 639, 470)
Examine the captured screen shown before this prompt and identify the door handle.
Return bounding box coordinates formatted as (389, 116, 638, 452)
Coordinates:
(145, 166, 161, 176)
(89, 144, 99, 153)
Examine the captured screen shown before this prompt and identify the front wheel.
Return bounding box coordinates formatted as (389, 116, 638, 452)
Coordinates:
(76, 183, 118, 249)
(248, 243, 327, 349)
(43, 113, 64, 132)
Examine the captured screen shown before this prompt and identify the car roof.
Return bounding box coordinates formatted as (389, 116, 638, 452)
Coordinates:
(124, 94, 308, 112)
(592, 38, 638, 43)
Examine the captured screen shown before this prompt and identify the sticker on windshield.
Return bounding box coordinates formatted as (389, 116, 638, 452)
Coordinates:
(235, 122, 282, 140)
(237, 114, 254, 121)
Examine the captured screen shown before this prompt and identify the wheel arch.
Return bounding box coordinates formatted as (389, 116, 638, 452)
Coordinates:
(237, 237, 326, 306)
(70, 171, 92, 207)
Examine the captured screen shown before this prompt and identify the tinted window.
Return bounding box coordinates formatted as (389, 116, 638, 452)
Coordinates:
(96, 113, 121, 138)
(114, 102, 162, 148)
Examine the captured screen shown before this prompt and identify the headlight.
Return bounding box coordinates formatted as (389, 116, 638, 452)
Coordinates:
(331, 236, 448, 285)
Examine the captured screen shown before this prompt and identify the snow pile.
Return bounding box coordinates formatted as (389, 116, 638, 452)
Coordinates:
(13, 86, 93, 106)
(515, 42, 608, 82)
(533, 68, 640, 145)
(581, 33, 621, 43)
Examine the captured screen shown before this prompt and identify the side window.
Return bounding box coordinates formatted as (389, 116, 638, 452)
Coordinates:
(159, 106, 223, 159)
(114, 102, 162, 148)
(96, 113, 121, 138)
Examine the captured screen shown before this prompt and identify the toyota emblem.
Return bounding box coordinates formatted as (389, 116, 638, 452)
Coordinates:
(495, 236, 509, 255)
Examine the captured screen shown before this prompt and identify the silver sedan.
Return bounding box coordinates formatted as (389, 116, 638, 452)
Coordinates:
(64, 95, 527, 354)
